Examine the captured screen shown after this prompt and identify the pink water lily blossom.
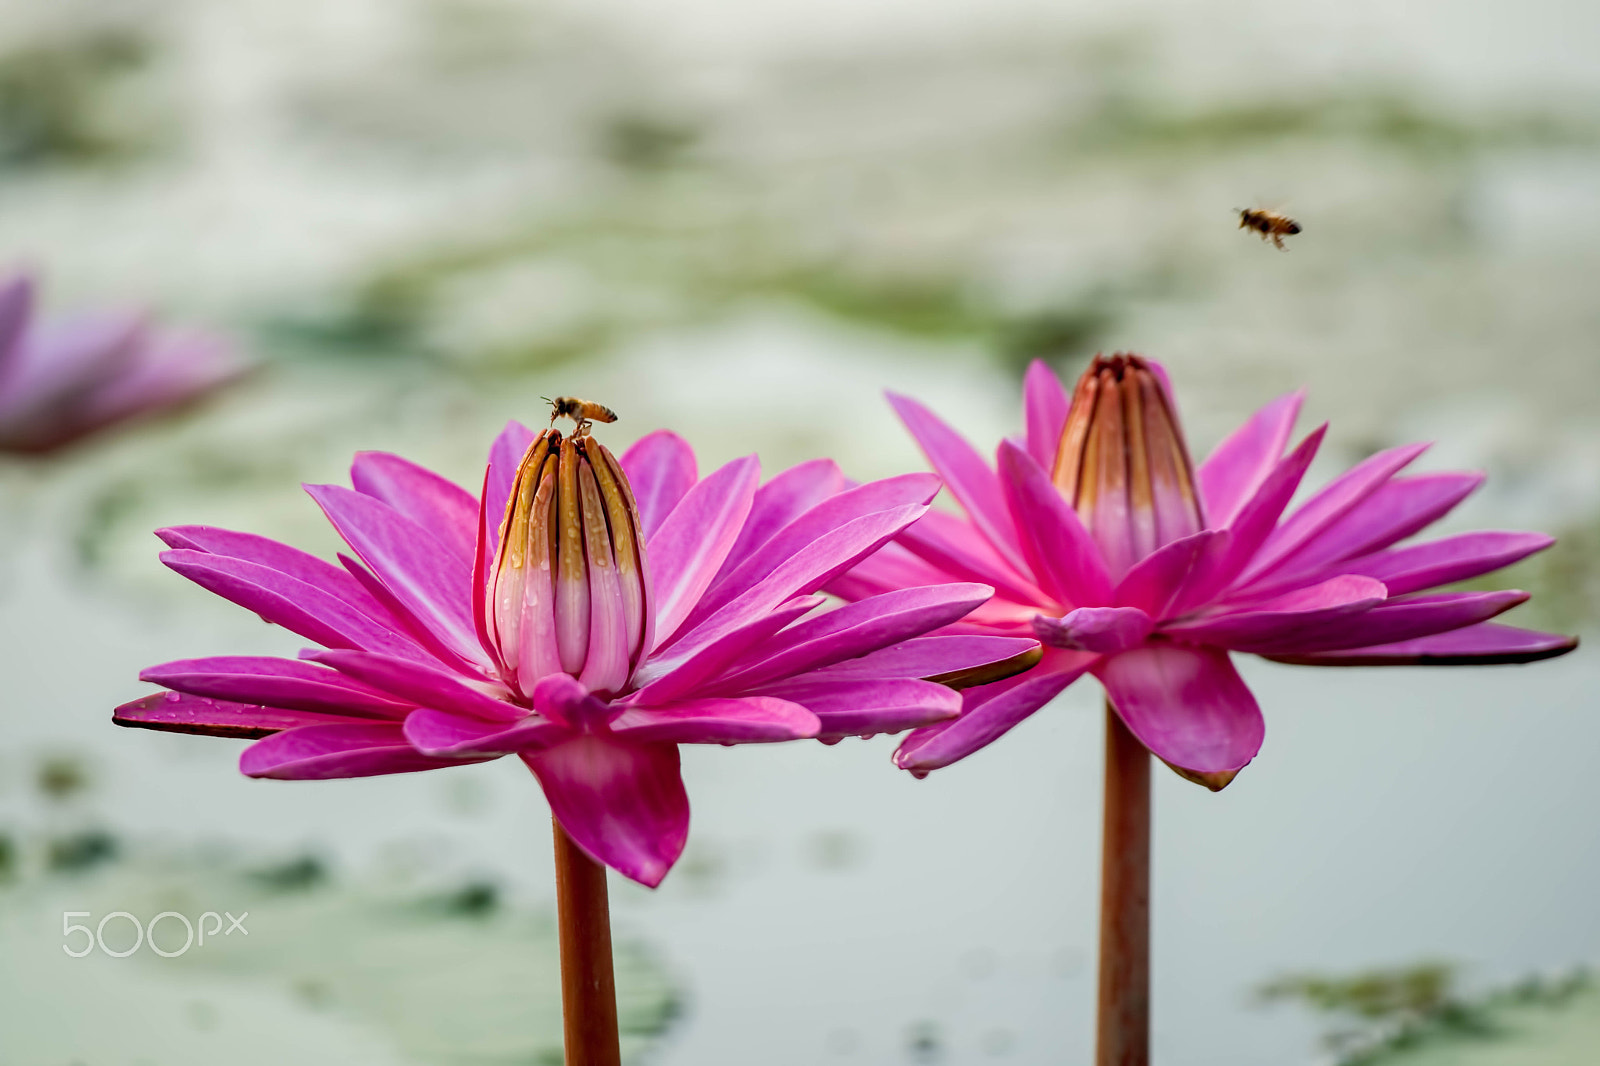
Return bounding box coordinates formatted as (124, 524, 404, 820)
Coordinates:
(833, 354, 1577, 788)
(116, 421, 1035, 885)
(0, 272, 244, 455)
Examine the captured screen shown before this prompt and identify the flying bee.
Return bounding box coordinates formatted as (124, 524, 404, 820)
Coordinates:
(543, 396, 617, 437)
(1237, 207, 1302, 250)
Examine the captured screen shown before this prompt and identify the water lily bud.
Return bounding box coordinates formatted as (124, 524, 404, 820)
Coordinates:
(1052, 353, 1205, 579)
(488, 430, 651, 700)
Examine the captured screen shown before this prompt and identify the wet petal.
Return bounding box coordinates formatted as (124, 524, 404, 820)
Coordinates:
(752, 677, 960, 739)
(522, 737, 689, 888)
(304, 648, 524, 722)
(1095, 643, 1263, 780)
(113, 692, 361, 738)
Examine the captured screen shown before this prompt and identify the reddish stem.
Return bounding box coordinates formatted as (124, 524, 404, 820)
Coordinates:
(553, 819, 621, 1066)
(1096, 701, 1151, 1066)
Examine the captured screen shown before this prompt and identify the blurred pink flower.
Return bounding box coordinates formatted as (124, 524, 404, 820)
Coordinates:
(117, 423, 1032, 885)
(833, 354, 1577, 788)
(0, 273, 244, 455)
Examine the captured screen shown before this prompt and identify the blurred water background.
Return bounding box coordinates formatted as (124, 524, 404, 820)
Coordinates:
(1, 0, 1598, 1062)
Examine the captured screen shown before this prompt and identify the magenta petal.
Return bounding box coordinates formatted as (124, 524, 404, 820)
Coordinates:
(303, 648, 524, 722)
(158, 525, 397, 621)
(1261, 621, 1578, 666)
(806, 634, 1041, 682)
(0, 274, 33, 369)
(1340, 531, 1555, 596)
(529, 671, 611, 731)
(714, 583, 994, 690)
(305, 484, 483, 666)
(483, 420, 537, 556)
(350, 451, 478, 566)
(630, 596, 824, 706)
(141, 656, 412, 718)
(1197, 390, 1305, 527)
(648, 454, 760, 648)
(114, 692, 362, 738)
(888, 392, 1028, 573)
(1034, 606, 1153, 654)
(995, 440, 1113, 606)
(160, 549, 427, 660)
(690, 473, 940, 627)
(718, 458, 847, 577)
(894, 649, 1094, 772)
(1242, 442, 1430, 583)
(1165, 575, 1387, 648)
(897, 509, 1047, 607)
(610, 696, 820, 743)
(751, 677, 960, 739)
(403, 708, 566, 756)
(522, 737, 689, 888)
(1023, 359, 1071, 470)
(621, 430, 699, 540)
(1234, 589, 1530, 654)
(1113, 529, 1225, 618)
(240, 722, 483, 779)
(1095, 643, 1263, 776)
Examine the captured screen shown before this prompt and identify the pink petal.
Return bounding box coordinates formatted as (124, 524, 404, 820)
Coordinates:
(897, 509, 1048, 607)
(1233, 589, 1530, 655)
(1095, 643, 1264, 777)
(1241, 442, 1430, 584)
(0, 274, 33, 375)
(995, 440, 1113, 607)
(648, 454, 760, 649)
(350, 451, 478, 566)
(688, 473, 939, 629)
(1034, 606, 1154, 654)
(621, 430, 698, 540)
(805, 634, 1041, 682)
(894, 649, 1095, 772)
(339, 552, 487, 677)
(1164, 574, 1388, 648)
(718, 458, 847, 577)
(303, 648, 524, 722)
(159, 549, 428, 661)
(629, 596, 825, 706)
(1196, 390, 1305, 527)
(1339, 531, 1554, 596)
(482, 420, 538, 557)
(827, 538, 954, 601)
(403, 708, 567, 756)
(240, 722, 483, 779)
(1261, 621, 1578, 666)
(713, 582, 994, 691)
(158, 525, 398, 623)
(531, 672, 612, 731)
(522, 737, 689, 888)
(1179, 425, 1327, 609)
(304, 484, 484, 667)
(140, 656, 412, 718)
(609, 696, 820, 743)
(113, 692, 362, 738)
(888, 392, 1028, 574)
(1023, 359, 1071, 470)
(1113, 529, 1226, 618)
(750, 677, 960, 739)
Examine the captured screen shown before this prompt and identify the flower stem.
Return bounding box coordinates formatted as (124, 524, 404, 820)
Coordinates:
(553, 818, 622, 1066)
(1096, 700, 1150, 1066)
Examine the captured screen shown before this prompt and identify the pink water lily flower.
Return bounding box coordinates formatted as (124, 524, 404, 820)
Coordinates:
(833, 354, 1577, 788)
(116, 422, 1035, 885)
(0, 273, 244, 455)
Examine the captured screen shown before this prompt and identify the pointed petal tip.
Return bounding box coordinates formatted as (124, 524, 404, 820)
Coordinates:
(1163, 760, 1241, 791)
